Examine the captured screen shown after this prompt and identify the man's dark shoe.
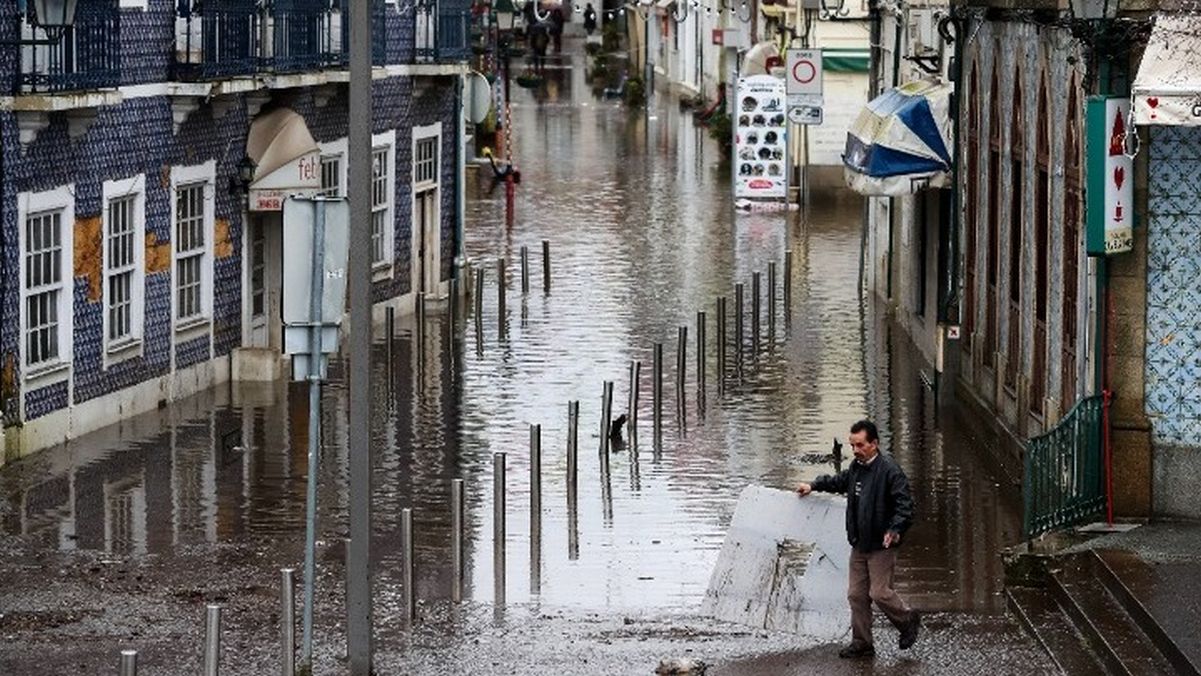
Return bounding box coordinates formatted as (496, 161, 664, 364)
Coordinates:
(899, 611, 921, 650)
(838, 643, 876, 659)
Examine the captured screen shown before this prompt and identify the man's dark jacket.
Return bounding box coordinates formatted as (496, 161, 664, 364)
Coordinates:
(812, 452, 914, 552)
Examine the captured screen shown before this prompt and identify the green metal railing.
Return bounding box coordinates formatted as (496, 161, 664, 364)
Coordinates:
(1023, 394, 1107, 539)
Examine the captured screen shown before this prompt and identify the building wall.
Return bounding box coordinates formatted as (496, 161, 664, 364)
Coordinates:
(956, 21, 1086, 444)
(1, 0, 467, 461)
(1145, 124, 1201, 518)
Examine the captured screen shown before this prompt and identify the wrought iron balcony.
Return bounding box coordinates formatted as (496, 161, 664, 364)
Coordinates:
(414, 6, 470, 64)
(267, 0, 384, 72)
(174, 0, 261, 81)
(16, 0, 120, 94)
(173, 0, 383, 80)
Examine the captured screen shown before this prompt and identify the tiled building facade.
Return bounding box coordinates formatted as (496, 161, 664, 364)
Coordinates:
(1, 0, 471, 462)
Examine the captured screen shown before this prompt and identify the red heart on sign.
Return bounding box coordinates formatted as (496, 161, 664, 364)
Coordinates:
(1148, 97, 1160, 108)
(1114, 165, 1126, 190)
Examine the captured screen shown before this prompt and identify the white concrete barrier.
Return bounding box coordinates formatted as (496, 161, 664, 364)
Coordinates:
(702, 485, 852, 642)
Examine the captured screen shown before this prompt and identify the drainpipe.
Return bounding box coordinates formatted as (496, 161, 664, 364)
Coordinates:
(456, 72, 466, 277)
(941, 12, 963, 326)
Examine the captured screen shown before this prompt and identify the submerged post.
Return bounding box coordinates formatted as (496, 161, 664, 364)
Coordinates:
(600, 381, 614, 461)
(498, 259, 507, 339)
(542, 240, 551, 293)
(520, 245, 530, 294)
(451, 479, 464, 603)
(697, 311, 706, 398)
(768, 261, 777, 340)
(629, 360, 641, 441)
(203, 604, 221, 676)
(752, 272, 761, 354)
(717, 297, 726, 390)
(401, 507, 414, 623)
(653, 343, 663, 443)
(280, 569, 296, 676)
(784, 250, 793, 318)
(735, 283, 745, 368)
(567, 401, 579, 499)
(493, 452, 506, 606)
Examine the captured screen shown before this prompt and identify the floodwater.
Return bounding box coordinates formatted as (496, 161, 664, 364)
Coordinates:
(0, 49, 1022, 629)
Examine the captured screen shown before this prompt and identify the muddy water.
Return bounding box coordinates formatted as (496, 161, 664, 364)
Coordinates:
(0, 50, 1020, 619)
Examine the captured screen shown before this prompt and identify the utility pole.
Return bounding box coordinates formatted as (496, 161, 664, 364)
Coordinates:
(347, 0, 373, 671)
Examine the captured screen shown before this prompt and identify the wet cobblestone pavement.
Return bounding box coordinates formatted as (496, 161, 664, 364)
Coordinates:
(1, 46, 1054, 674)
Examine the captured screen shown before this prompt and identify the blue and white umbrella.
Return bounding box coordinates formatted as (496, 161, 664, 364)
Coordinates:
(843, 79, 954, 196)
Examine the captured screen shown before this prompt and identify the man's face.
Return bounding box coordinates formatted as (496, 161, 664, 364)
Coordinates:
(849, 430, 878, 463)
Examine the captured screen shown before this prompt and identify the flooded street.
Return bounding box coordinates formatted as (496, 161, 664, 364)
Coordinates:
(1, 47, 1049, 674)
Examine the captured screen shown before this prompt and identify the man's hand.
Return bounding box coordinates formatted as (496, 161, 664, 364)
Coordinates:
(883, 531, 901, 548)
(796, 483, 813, 496)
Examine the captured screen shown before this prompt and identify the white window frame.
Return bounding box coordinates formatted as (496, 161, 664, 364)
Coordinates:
(119, 0, 148, 9)
(170, 161, 216, 340)
(17, 185, 75, 392)
(318, 138, 348, 198)
(102, 174, 147, 364)
(370, 129, 397, 279)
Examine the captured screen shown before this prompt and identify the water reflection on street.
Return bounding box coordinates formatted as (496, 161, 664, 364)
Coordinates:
(0, 49, 1020, 620)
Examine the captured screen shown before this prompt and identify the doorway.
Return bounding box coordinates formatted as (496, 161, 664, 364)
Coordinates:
(416, 187, 440, 295)
(245, 212, 283, 350)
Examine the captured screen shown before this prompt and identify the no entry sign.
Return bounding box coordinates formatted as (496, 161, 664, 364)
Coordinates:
(786, 49, 823, 97)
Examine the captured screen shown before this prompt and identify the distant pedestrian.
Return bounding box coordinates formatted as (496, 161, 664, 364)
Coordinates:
(529, 21, 550, 72)
(550, 6, 565, 52)
(583, 3, 597, 35)
(796, 420, 920, 659)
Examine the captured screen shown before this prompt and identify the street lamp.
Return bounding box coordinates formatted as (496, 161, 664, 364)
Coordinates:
(494, 0, 520, 225)
(31, 0, 78, 27)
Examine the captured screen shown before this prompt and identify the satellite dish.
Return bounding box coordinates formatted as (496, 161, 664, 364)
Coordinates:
(466, 71, 493, 125)
(743, 41, 780, 76)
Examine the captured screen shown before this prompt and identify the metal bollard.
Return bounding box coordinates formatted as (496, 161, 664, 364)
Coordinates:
(768, 261, 777, 340)
(717, 297, 726, 389)
(530, 423, 542, 594)
(697, 311, 706, 397)
(653, 343, 663, 443)
(752, 272, 761, 354)
(474, 267, 485, 324)
(784, 250, 793, 320)
(280, 568, 296, 676)
(386, 305, 395, 357)
(493, 452, 506, 606)
(600, 381, 614, 462)
(497, 259, 506, 339)
(520, 245, 530, 294)
(628, 361, 641, 442)
(567, 401, 579, 560)
(567, 401, 579, 506)
(676, 326, 687, 394)
(451, 479, 464, 604)
(530, 424, 542, 526)
(542, 240, 551, 293)
(203, 604, 221, 676)
(120, 649, 138, 676)
(416, 292, 426, 360)
(401, 507, 415, 623)
(735, 283, 745, 368)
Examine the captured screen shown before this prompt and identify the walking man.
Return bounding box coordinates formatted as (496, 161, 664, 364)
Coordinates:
(796, 420, 920, 658)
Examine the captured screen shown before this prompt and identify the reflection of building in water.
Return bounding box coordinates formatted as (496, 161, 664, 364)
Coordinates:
(104, 472, 147, 556)
(172, 421, 218, 546)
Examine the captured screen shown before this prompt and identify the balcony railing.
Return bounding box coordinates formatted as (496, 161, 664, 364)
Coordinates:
(414, 7, 470, 63)
(17, 0, 120, 94)
(174, 0, 385, 80)
(174, 0, 261, 81)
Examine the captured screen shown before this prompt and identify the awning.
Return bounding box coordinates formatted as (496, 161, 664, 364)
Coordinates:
(246, 107, 321, 211)
(823, 48, 869, 74)
(843, 79, 954, 196)
(1133, 15, 1201, 125)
